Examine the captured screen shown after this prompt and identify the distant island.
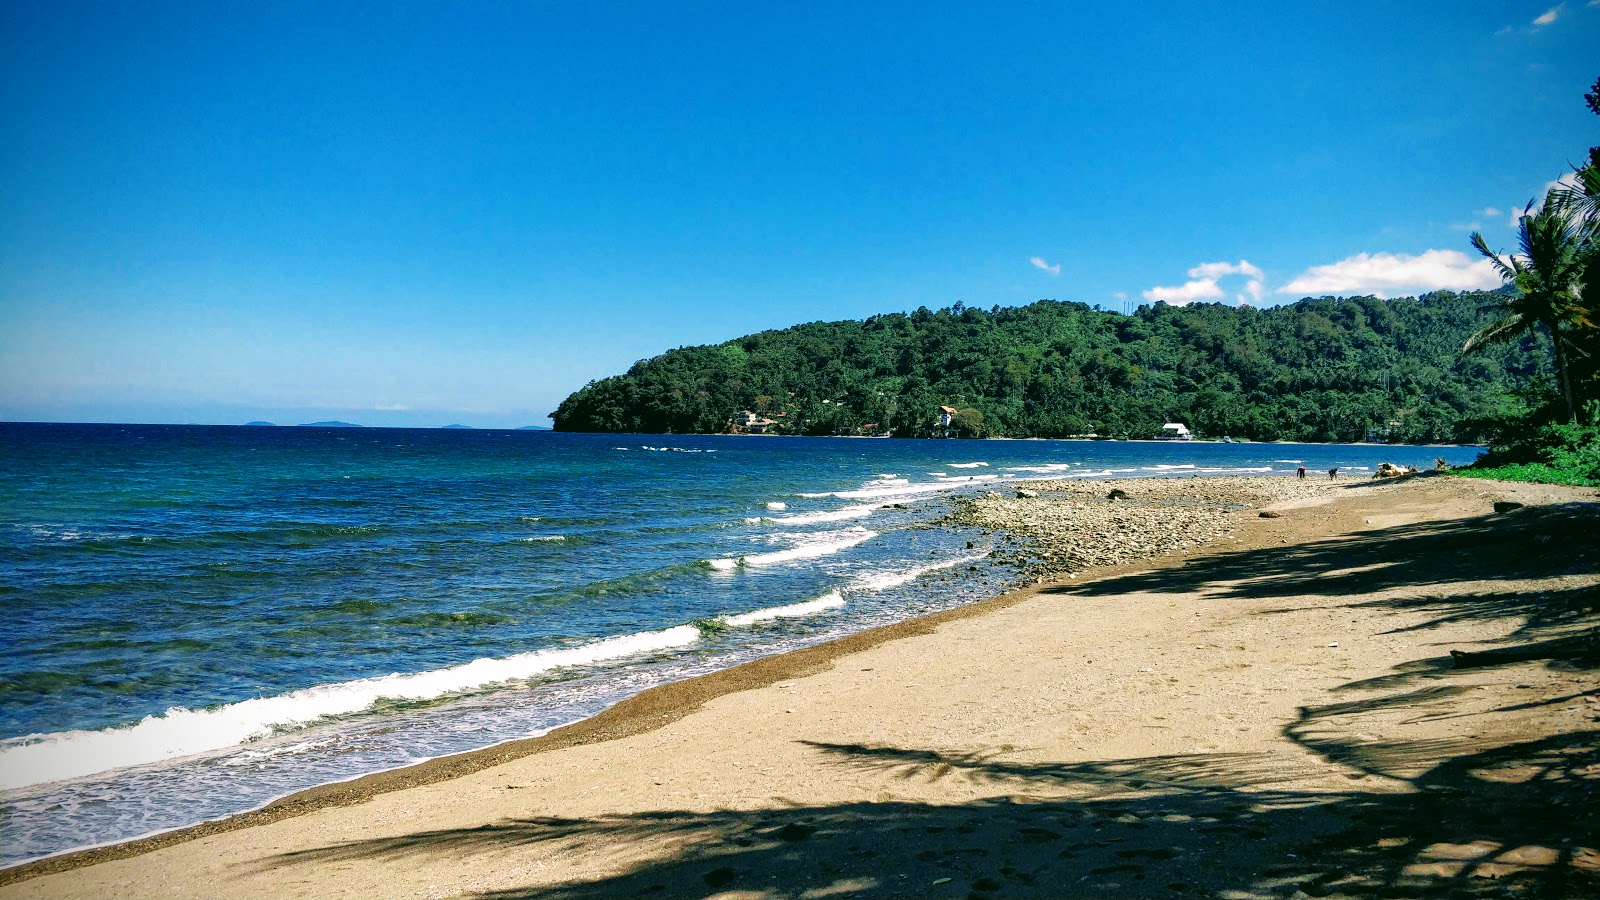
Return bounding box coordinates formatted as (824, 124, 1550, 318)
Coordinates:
(441, 424, 473, 429)
(518, 425, 552, 431)
(242, 421, 276, 427)
(296, 421, 363, 428)
(551, 291, 1537, 444)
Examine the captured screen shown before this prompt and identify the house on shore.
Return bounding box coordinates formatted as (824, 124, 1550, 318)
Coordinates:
(1156, 423, 1193, 441)
(730, 410, 781, 435)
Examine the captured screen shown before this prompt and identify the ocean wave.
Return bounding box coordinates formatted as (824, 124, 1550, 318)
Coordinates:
(1195, 466, 1274, 474)
(0, 626, 701, 791)
(707, 527, 877, 569)
(799, 476, 999, 500)
(719, 592, 845, 626)
(762, 504, 878, 526)
(1002, 463, 1074, 473)
(765, 501, 787, 511)
(638, 446, 716, 453)
(947, 462, 990, 469)
(1145, 464, 1197, 471)
(519, 535, 569, 543)
(849, 554, 991, 592)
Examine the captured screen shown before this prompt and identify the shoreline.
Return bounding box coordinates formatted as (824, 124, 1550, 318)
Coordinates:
(1, 474, 1355, 883)
(5, 474, 1595, 897)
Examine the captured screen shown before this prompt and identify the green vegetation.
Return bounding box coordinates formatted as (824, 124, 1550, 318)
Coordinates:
(555, 76, 1600, 467)
(553, 291, 1547, 443)
(1454, 76, 1600, 486)
(1455, 420, 1600, 487)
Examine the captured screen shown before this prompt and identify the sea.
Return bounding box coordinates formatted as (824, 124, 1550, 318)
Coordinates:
(0, 423, 1483, 866)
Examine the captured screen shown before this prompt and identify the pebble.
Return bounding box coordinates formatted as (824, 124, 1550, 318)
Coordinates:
(940, 476, 1377, 581)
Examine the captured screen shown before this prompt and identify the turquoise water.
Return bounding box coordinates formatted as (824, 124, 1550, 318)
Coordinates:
(0, 423, 1481, 864)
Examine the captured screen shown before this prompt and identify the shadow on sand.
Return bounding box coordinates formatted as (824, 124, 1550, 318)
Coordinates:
(267, 502, 1600, 898)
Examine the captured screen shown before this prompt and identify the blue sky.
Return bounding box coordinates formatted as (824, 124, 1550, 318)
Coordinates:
(2, 2, 1596, 428)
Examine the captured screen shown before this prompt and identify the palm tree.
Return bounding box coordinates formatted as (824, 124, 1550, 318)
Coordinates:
(1467, 188, 1592, 423)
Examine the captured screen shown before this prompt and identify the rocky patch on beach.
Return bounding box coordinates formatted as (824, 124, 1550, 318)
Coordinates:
(943, 476, 1382, 581)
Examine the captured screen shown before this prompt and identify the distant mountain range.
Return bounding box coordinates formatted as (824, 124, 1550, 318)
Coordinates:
(236, 420, 551, 430)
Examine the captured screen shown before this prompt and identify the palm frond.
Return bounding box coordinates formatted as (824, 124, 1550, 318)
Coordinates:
(1462, 313, 1527, 354)
(1469, 232, 1517, 282)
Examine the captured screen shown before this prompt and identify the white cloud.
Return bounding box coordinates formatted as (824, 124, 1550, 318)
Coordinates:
(1236, 280, 1264, 305)
(1144, 259, 1264, 305)
(1188, 260, 1264, 281)
(1277, 249, 1501, 299)
(1480, 206, 1502, 217)
(1112, 291, 1127, 300)
(1505, 172, 1582, 225)
(1532, 4, 1562, 26)
(1144, 279, 1224, 304)
(1029, 256, 1061, 276)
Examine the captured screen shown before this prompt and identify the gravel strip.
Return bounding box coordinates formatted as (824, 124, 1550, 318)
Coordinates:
(942, 475, 1395, 581)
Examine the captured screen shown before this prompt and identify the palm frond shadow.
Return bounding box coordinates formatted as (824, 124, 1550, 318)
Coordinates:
(255, 500, 1600, 898)
(1051, 501, 1600, 667)
(262, 725, 1599, 899)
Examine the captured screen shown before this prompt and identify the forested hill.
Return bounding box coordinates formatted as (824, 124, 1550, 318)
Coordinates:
(551, 292, 1547, 443)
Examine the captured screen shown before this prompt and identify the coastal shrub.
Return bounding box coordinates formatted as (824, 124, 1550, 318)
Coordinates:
(1456, 419, 1600, 487)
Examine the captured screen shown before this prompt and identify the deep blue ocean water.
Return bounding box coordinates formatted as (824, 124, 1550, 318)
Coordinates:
(0, 423, 1482, 865)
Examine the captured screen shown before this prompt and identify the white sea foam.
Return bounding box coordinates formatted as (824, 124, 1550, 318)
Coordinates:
(849, 554, 990, 592)
(1275, 459, 1304, 464)
(875, 473, 900, 479)
(639, 446, 715, 453)
(708, 527, 877, 569)
(800, 476, 1000, 501)
(948, 462, 990, 469)
(520, 535, 567, 542)
(719, 592, 845, 626)
(0, 626, 701, 791)
(1146, 464, 1197, 471)
(766, 504, 878, 526)
(927, 472, 947, 477)
(1003, 463, 1074, 473)
(765, 501, 787, 511)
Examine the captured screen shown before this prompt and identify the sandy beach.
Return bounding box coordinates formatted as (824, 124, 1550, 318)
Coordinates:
(4, 474, 1597, 899)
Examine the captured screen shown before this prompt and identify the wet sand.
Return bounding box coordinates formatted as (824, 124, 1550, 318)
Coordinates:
(4, 475, 1597, 898)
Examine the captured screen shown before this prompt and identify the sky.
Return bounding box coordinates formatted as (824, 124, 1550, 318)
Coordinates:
(2, 2, 1597, 428)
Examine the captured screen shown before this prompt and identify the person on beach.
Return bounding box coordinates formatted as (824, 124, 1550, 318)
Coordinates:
(1328, 467, 1339, 479)
(1297, 466, 1307, 480)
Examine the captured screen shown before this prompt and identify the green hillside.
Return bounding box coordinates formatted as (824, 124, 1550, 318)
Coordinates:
(552, 292, 1548, 443)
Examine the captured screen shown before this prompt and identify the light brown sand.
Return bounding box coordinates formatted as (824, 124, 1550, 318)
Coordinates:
(5, 476, 1597, 899)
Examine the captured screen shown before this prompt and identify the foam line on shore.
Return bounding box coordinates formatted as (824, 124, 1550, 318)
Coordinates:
(800, 475, 1002, 500)
(849, 553, 991, 592)
(719, 592, 846, 626)
(0, 626, 702, 791)
(708, 527, 878, 569)
(758, 503, 879, 526)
